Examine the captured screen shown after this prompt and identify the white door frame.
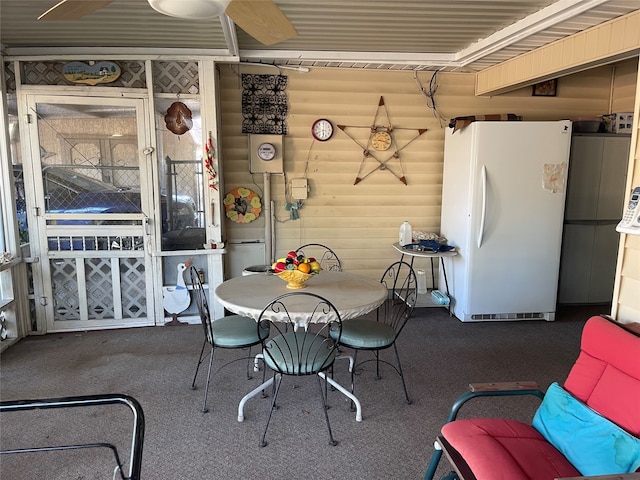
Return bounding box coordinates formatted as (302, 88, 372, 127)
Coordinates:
(20, 93, 158, 332)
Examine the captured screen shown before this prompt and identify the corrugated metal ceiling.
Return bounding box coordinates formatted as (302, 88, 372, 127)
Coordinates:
(1, 0, 638, 72)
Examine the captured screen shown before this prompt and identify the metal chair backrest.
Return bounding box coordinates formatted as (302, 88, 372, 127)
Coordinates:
(295, 243, 342, 271)
(378, 261, 417, 337)
(188, 266, 213, 344)
(257, 292, 342, 376)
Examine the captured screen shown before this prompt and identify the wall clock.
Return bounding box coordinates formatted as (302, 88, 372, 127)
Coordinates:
(311, 118, 334, 141)
(371, 131, 392, 151)
(257, 142, 276, 161)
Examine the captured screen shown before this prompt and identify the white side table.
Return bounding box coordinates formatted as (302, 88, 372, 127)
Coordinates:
(392, 242, 457, 315)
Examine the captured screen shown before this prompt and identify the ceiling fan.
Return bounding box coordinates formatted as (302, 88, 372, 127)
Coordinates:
(37, 0, 298, 46)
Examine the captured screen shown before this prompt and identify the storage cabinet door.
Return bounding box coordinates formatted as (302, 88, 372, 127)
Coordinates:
(558, 224, 594, 304)
(566, 136, 603, 220)
(596, 136, 631, 219)
(589, 224, 619, 303)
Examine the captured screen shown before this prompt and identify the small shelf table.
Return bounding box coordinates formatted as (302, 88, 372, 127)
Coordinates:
(392, 242, 457, 314)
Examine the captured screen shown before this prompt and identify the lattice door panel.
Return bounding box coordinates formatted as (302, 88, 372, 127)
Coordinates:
(50, 256, 148, 322)
(85, 258, 115, 319)
(51, 258, 80, 321)
(119, 258, 147, 318)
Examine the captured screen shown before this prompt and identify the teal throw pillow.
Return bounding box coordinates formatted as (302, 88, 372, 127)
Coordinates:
(532, 382, 640, 475)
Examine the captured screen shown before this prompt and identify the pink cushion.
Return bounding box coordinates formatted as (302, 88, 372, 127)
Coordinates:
(440, 317, 640, 479)
(564, 316, 640, 436)
(442, 419, 580, 480)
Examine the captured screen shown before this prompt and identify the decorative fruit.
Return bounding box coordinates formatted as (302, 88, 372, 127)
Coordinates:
(297, 262, 311, 274)
(270, 252, 321, 275)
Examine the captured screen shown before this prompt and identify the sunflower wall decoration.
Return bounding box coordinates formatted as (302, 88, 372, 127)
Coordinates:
(224, 187, 262, 224)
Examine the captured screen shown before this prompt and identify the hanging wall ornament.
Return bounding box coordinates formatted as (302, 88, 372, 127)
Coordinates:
(241, 74, 289, 135)
(338, 96, 427, 185)
(224, 187, 262, 224)
(165, 101, 193, 135)
(204, 133, 218, 190)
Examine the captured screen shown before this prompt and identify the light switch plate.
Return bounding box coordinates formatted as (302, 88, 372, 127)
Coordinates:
(291, 178, 308, 199)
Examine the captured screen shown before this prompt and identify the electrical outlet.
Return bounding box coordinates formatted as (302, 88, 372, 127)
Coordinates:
(291, 178, 308, 200)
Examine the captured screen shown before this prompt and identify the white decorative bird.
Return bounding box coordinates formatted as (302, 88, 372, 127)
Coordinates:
(163, 259, 192, 326)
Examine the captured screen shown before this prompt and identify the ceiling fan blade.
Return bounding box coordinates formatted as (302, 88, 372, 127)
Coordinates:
(38, 0, 114, 20)
(226, 0, 297, 45)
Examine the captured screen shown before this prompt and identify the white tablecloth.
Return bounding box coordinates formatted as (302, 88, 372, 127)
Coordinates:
(214, 271, 387, 323)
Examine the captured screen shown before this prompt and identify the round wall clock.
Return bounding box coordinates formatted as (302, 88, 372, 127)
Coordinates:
(312, 118, 334, 141)
(257, 142, 276, 161)
(371, 131, 392, 151)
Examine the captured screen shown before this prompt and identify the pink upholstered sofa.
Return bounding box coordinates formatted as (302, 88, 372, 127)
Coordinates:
(424, 315, 640, 480)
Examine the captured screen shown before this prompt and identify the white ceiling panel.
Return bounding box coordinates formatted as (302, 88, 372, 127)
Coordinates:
(0, 0, 638, 72)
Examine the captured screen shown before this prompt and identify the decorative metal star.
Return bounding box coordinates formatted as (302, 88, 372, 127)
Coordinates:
(338, 96, 427, 185)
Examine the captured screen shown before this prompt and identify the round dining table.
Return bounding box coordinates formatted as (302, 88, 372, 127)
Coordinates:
(215, 270, 387, 323)
(215, 270, 388, 423)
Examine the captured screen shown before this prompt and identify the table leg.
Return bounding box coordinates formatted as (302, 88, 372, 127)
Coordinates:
(430, 257, 436, 289)
(238, 376, 274, 422)
(439, 257, 452, 316)
(317, 371, 362, 422)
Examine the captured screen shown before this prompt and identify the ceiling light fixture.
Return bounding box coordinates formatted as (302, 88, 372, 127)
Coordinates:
(147, 0, 231, 19)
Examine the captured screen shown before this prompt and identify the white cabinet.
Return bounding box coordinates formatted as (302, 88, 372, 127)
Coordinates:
(559, 134, 630, 304)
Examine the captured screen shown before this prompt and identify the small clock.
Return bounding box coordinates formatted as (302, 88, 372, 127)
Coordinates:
(257, 142, 276, 161)
(312, 118, 334, 141)
(371, 131, 392, 151)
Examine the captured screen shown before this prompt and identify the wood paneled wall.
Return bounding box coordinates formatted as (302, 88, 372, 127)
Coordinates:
(612, 57, 640, 324)
(476, 10, 640, 96)
(218, 61, 632, 282)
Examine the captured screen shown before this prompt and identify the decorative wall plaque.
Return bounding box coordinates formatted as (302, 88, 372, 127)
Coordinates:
(241, 74, 288, 135)
(62, 61, 121, 85)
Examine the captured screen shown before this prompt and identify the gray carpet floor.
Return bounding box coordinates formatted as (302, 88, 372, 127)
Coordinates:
(0, 305, 606, 479)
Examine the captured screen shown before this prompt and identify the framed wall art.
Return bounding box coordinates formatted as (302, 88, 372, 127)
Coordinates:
(532, 79, 557, 97)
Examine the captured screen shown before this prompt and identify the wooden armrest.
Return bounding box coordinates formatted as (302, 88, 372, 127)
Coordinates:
(469, 381, 540, 392)
(557, 475, 640, 479)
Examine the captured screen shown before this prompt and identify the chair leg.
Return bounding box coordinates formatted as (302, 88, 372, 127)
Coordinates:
(375, 350, 381, 380)
(423, 446, 444, 480)
(260, 373, 282, 448)
(245, 346, 254, 380)
(190, 340, 208, 390)
(201, 344, 216, 413)
(393, 343, 411, 404)
(316, 374, 337, 446)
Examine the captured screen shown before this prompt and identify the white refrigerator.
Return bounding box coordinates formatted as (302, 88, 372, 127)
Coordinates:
(438, 121, 572, 322)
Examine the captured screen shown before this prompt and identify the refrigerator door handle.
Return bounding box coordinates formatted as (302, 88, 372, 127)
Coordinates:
(478, 164, 487, 248)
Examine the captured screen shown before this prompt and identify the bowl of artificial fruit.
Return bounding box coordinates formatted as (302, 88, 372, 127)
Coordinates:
(271, 251, 322, 289)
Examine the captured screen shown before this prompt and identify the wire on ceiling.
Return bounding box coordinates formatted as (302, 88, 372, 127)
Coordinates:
(414, 69, 445, 127)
